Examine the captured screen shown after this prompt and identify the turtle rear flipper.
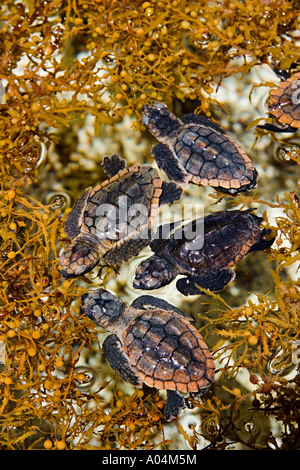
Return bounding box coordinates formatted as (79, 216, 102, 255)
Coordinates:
(152, 143, 188, 185)
(248, 229, 275, 252)
(102, 334, 141, 386)
(176, 267, 235, 296)
(159, 181, 183, 205)
(102, 154, 127, 177)
(164, 390, 186, 421)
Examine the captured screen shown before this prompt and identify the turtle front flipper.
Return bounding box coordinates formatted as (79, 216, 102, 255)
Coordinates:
(60, 236, 100, 278)
(181, 113, 226, 135)
(152, 143, 188, 185)
(65, 187, 92, 238)
(150, 220, 183, 253)
(272, 67, 291, 80)
(103, 235, 152, 266)
(101, 154, 127, 178)
(164, 390, 186, 421)
(176, 267, 235, 296)
(102, 334, 141, 386)
(257, 122, 297, 133)
(131, 295, 192, 319)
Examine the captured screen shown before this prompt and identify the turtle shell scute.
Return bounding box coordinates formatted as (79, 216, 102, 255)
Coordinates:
(82, 167, 162, 244)
(174, 125, 255, 190)
(267, 72, 300, 128)
(122, 309, 214, 393)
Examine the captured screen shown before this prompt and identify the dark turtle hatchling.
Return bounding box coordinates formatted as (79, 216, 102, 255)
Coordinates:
(258, 69, 300, 133)
(133, 209, 274, 296)
(142, 102, 258, 194)
(60, 154, 182, 278)
(81, 288, 215, 421)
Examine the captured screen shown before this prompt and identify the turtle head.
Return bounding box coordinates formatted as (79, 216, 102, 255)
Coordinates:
(60, 237, 100, 278)
(142, 102, 181, 139)
(133, 255, 176, 290)
(81, 289, 126, 329)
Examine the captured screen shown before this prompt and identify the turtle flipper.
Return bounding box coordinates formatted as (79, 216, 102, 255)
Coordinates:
(150, 226, 171, 254)
(272, 67, 291, 80)
(103, 235, 151, 265)
(257, 122, 297, 133)
(131, 295, 192, 319)
(248, 228, 275, 252)
(176, 268, 235, 296)
(152, 143, 187, 185)
(150, 220, 183, 253)
(102, 334, 141, 386)
(181, 113, 226, 135)
(65, 187, 92, 238)
(102, 154, 127, 178)
(159, 181, 183, 206)
(164, 390, 186, 421)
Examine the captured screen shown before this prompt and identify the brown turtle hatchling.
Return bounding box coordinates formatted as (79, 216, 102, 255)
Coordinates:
(59, 154, 182, 278)
(81, 288, 215, 421)
(258, 69, 300, 133)
(142, 102, 258, 194)
(133, 209, 274, 296)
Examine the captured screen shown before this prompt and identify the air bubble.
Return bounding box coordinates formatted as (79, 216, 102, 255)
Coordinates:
(46, 191, 71, 209)
(244, 421, 255, 432)
(74, 366, 98, 392)
(36, 142, 48, 168)
(274, 143, 299, 165)
(102, 52, 117, 68)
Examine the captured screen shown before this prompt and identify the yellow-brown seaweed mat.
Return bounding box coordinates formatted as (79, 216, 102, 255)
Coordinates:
(0, 0, 300, 450)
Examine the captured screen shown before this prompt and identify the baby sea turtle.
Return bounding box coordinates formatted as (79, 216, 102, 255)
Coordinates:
(133, 209, 274, 296)
(81, 288, 215, 421)
(142, 102, 258, 194)
(258, 69, 300, 133)
(60, 154, 182, 278)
